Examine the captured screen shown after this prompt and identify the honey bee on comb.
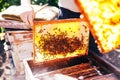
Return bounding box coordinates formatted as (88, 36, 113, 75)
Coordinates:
(33, 19, 89, 62)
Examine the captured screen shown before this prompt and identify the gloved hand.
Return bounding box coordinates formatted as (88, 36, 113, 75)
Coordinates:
(20, 5, 34, 28)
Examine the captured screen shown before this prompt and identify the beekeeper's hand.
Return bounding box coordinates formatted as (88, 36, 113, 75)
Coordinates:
(20, 5, 34, 28)
(20, 0, 34, 28)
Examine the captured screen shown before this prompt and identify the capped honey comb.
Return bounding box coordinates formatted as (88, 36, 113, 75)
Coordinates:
(75, 0, 120, 53)
(33, 19, 89, 62)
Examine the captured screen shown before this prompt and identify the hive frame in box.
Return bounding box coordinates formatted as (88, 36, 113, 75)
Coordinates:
(23, 51, 120, 80)
(33, 18, 90, 62)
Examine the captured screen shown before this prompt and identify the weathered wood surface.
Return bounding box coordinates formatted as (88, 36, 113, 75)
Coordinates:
(34, 63, 99, 79)
(24, 57, 120, 80)
(5, 30, 33, 74)
(86, 73, 119, 80)
(0, 20, 29, 29)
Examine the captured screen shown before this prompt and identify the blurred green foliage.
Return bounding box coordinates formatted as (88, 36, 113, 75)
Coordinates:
(0, 27, 5, 33)
(0, 0, 20, 12)
(0, 0, 58, 12)
(32, 0, 58, 7)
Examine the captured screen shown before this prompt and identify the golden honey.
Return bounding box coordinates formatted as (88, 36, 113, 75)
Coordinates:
(33, 19, 89, 62)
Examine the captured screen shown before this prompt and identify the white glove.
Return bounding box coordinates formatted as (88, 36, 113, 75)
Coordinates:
(20, 5, 34, 28)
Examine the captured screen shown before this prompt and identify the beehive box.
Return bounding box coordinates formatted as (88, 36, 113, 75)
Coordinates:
(23, 53, 120, 80)
(23, 56, 90, 80)
(5, 30, 33, 74)
(33, 18, 89, 62)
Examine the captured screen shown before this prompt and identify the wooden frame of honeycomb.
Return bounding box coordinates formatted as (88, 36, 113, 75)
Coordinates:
(75, 0, 120, 53)
(33, 18, 89, 62)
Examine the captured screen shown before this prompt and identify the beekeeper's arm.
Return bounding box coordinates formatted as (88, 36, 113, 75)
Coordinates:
(20, 0, 34, 28)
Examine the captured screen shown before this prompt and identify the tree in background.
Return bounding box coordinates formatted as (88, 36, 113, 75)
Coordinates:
(0, 0, 58, 12)
(32, 0, 58, 7)
(0, 0, 20, 12)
